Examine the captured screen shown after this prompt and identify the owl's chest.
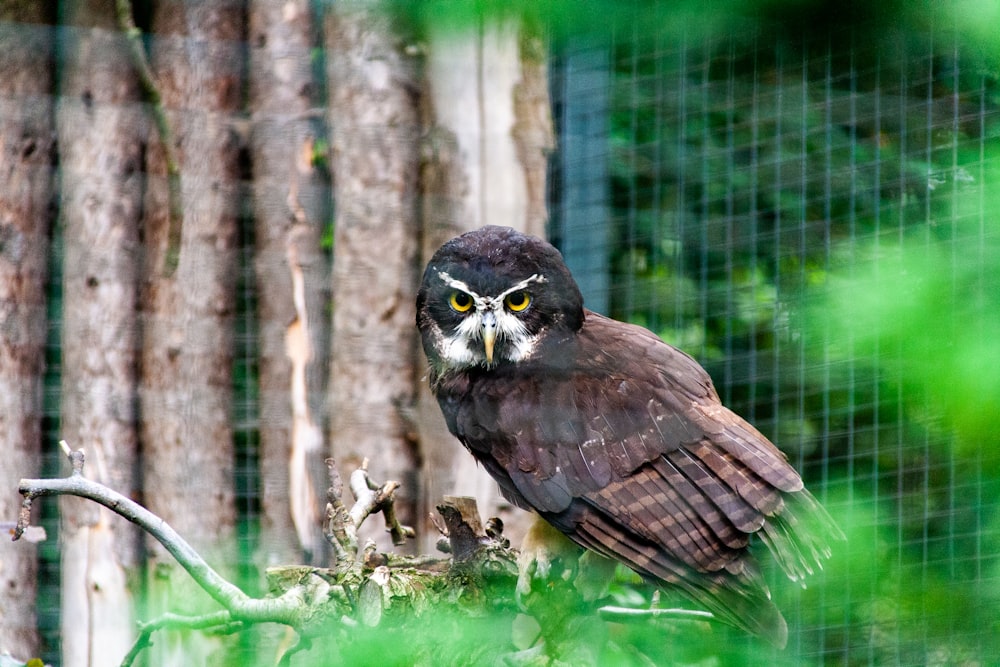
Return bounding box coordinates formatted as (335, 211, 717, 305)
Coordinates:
(433, 369, 512, 454)
(434, 363, 589, 457)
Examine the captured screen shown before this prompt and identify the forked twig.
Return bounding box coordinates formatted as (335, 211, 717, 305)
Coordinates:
(324, 457, 415, 561)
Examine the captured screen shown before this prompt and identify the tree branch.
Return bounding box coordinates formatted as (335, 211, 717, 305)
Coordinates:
(120, 611, 242, 667)
(13, 445, 693, 666)
(15, 447, 305, 627)
(597, 606, 715, 623)
(324, 457, 353, 563)
(14, 444, 425, 664)
(19, 468, 245, 611)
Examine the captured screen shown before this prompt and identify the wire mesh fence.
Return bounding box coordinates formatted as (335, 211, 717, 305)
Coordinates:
(17, 3, 1000, 665)
(551, 13, 999, 665)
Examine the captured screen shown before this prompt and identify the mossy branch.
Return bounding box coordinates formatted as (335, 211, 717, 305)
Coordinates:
(115, 0, 183, 275)
(13, 444, 517, 666)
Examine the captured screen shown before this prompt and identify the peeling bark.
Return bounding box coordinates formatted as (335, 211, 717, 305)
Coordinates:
(283, 239, 329, 560)
(249, 0, 330, 568)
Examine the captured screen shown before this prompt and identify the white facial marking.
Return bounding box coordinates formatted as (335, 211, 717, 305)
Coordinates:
(508, 331, 539, 361)
(435, 271, 547, 367)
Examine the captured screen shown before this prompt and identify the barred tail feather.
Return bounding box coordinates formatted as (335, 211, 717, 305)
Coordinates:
(759, 490, 844, 583)
(557, 503, 790, 648)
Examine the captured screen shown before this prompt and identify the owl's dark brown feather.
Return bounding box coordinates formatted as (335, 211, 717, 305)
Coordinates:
(417, 226, 842, 647)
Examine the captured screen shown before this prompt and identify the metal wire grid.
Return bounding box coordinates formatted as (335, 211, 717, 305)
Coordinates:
(27, 12, 1000, 667)
(597, 18, 999, 666)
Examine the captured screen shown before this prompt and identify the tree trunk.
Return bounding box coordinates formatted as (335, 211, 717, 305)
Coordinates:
(325, 4, 422, 551)
(418, 16, 554, 548)
(249, 0, 330, 569)
(55, 4, 145, 664)
(140, 2, 244, 663)
(0, 6, 54, 660)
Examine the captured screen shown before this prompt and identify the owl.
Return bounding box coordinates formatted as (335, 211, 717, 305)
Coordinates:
(416, 225, 842, 647)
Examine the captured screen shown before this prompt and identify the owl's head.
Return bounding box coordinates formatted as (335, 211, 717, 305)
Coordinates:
(417, 226, 584, 374)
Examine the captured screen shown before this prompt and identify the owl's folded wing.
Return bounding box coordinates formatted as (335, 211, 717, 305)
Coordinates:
(454, 312, 841, 646)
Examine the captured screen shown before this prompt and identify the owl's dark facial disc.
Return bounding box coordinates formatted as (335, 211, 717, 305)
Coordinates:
(417, 226, 584, 374)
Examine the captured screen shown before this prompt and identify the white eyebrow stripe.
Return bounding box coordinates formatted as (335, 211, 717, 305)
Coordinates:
(495, 273, 546, 303)
(438, 271, 546, 312)
(437, 271, 477, 296)
(438, 271, 488, 310)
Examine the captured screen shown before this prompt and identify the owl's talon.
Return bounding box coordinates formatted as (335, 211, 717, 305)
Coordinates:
(515, 516, 582, 605)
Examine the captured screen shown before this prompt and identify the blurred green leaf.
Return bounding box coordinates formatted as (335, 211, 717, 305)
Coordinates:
(815, 215, 1000, 453)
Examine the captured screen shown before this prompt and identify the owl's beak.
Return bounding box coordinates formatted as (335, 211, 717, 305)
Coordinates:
(482, 311, 497, 363)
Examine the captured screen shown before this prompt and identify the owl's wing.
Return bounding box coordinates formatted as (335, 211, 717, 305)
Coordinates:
(456, 312, 840, 646)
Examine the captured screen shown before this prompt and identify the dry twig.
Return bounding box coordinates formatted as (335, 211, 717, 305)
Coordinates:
(324, 457, 415, 561)
(120, 611, 242, 667)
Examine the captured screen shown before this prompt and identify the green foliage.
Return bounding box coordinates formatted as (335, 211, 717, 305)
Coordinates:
(145, 539, 825, 667)
(816, 220, 1000, 452)
(603, 3, 1000, 664)
(801, 173, 1000, 663)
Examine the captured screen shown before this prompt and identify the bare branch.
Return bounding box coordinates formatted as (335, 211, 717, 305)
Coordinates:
(13, 449, 523, 666)
(597, 606, 715, 623)
(16, 448, 305, 627)
(378, 481, 416, 546)
(59, 439, 85, 475)
(324, 457, 353, 563)
(11, 497, 33, 541)
(0, 521, 45, 543)
(276, 632, 313, 667)
(19, 470, 246, 610)
(120, 611, 242, 667)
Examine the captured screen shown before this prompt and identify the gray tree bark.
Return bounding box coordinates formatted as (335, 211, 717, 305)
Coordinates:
(140, 2, 244, 663)
(325, 4, 423, 552)
(249, 0, 330, 569)
(418, 16, 554, 549)
(0, 5, 54, 660)
(55, 2, 145, 664)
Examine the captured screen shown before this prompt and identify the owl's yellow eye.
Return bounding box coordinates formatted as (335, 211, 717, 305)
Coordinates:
(449, 290, 474, 313)
(504, 290, 531, 312)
